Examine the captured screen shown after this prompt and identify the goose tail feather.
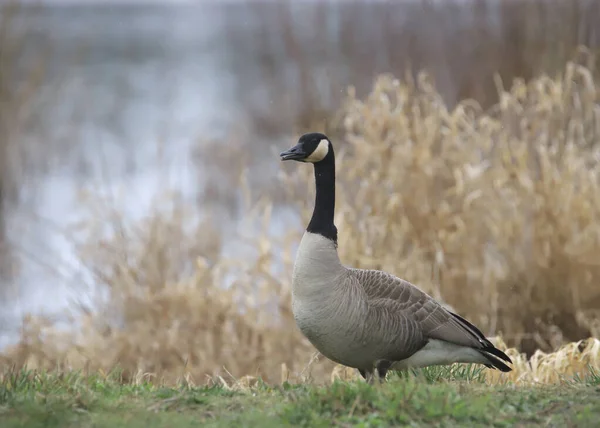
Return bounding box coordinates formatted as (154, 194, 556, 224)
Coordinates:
(478, 347, 513, 372)
(448, 310, 513, 371)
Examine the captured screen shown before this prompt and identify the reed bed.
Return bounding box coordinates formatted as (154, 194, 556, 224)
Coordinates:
(1, 56, 600, 387)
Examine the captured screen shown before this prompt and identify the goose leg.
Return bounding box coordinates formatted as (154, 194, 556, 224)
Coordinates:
(376, 360, 393, 382)
(360, 361, 392, 384)
(358, 368, 376, 384)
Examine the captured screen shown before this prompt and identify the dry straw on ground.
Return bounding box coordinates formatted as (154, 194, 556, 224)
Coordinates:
(1, 55, 600, 386)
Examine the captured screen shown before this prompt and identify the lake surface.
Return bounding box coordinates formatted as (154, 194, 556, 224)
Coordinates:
(0, 2, 250, 346)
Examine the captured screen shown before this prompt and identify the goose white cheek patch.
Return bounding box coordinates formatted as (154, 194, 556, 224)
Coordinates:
(305, 139, 329, 163)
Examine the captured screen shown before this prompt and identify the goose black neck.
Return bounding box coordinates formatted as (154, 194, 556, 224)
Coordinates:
(307, 150, 337, 244)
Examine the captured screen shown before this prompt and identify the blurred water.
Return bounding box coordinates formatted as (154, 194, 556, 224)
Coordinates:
(0, 2, 281, 348)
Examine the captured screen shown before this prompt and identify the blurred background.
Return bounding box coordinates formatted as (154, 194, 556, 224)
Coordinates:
(1, 0, 600, 384)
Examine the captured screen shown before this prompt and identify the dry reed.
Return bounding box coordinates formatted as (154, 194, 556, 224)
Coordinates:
(1, 53, 599, 386)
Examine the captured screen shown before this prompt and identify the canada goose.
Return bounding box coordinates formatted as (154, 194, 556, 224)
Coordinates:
(280, 132, 512, 383)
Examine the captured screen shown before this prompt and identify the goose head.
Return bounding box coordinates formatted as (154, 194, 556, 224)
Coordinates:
(280, 132, 332, 163)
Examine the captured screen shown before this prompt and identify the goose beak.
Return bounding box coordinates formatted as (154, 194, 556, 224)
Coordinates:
(280, 144, 306, 161)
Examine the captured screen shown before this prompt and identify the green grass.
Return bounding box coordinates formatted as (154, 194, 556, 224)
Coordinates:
(1, 367, 599, 427)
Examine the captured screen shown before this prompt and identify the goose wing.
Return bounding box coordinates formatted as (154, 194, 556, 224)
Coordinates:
(360, 296, 429, 361)
(349, 268, 491, 350)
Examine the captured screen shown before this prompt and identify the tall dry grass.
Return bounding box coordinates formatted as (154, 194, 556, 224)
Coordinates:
(1, 187, 324, 385)
(328, 58, 600, 356)
(1, 54, 600, 386)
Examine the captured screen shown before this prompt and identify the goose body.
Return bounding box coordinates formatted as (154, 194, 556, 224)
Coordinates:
(280, 133, 512, 381)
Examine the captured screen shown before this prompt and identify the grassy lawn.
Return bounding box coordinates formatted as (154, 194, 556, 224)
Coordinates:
(1, 367, 599, 427)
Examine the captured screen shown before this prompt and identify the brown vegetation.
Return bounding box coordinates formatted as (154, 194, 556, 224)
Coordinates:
(1, 0, 600, 387)
(2, 54, 600, 385)
(334, 61, 600, 354)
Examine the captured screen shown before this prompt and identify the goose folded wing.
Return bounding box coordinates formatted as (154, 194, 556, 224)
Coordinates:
(363, 297, 429, 362)
(351, 268, 486, 349)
